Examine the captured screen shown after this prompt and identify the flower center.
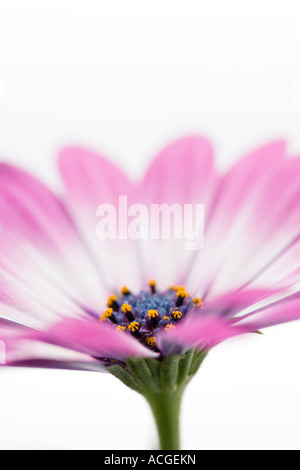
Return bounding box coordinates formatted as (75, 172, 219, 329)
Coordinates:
(99, 280, 202, 352)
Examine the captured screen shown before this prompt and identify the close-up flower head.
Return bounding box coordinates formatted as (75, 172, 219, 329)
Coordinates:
(1, 0, 300, 452)
(0, 136, 299, 449)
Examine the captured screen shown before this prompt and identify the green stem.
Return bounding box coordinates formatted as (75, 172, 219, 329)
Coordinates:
(108, 350, 208, 450)
(145, 388, 184, 450)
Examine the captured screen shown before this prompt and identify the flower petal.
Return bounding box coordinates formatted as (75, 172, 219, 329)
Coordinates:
(58, 147, 143, 291)
(0, 163, 107, 326)
(157, 313, 249, 355)
(21, 317, 159, 360)
(235, 296, 300, 330)
(138, 136, 217, 288)
(248, 235, 300, 290)
(206, 288, 281, 317)
(187, 141, 300, 296)
(0, 319, 106, 371)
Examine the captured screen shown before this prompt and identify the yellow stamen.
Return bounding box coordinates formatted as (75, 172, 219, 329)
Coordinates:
(176, 285, 186, 291)
(107, 295, 118, 308)
(147, 309, 158, 319)
(163, 316, 170, 321)
(173, 310, 182, 320)
(193, 297, 203, 308)
(99, 308, 113, 322)
(149, 279, 156, 294)
(165, 324, 176, 332)
(169, 285, 176, 291)
(128, 321, 139, 332)
(121, 303, 132, 314)
(176, 288, 188, 298)
(146, 336, 156, 347)
(121, 286, 130, 295)
(116, 325, 126, 332)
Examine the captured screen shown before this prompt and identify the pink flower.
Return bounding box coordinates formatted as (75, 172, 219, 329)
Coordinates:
(0, 136, 299, 449)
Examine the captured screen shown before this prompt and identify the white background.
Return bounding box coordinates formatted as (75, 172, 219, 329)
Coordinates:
(0, 0, 300, 449)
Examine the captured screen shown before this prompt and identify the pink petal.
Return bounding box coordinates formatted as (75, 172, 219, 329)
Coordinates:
(138, 136, 218, 288)
(142, 136, 216, 205)
(7, 359, 106, 372)
(279, 267, 300, 288)
(235, 296, 300, 330)
(0, 163, 107, 325)
(187, 141, 300, 296)
(206, 288, 280, 317)
(58, 147, 142, 291)
(248, 234, 300, 290)
(157, 313, 250, 355)
(0, 320, 106, 371)
(0, 267, 62, 327)
(22, 317, 159, 359)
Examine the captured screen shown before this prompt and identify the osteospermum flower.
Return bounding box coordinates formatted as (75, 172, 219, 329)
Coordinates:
(0, 136, 300, 449)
